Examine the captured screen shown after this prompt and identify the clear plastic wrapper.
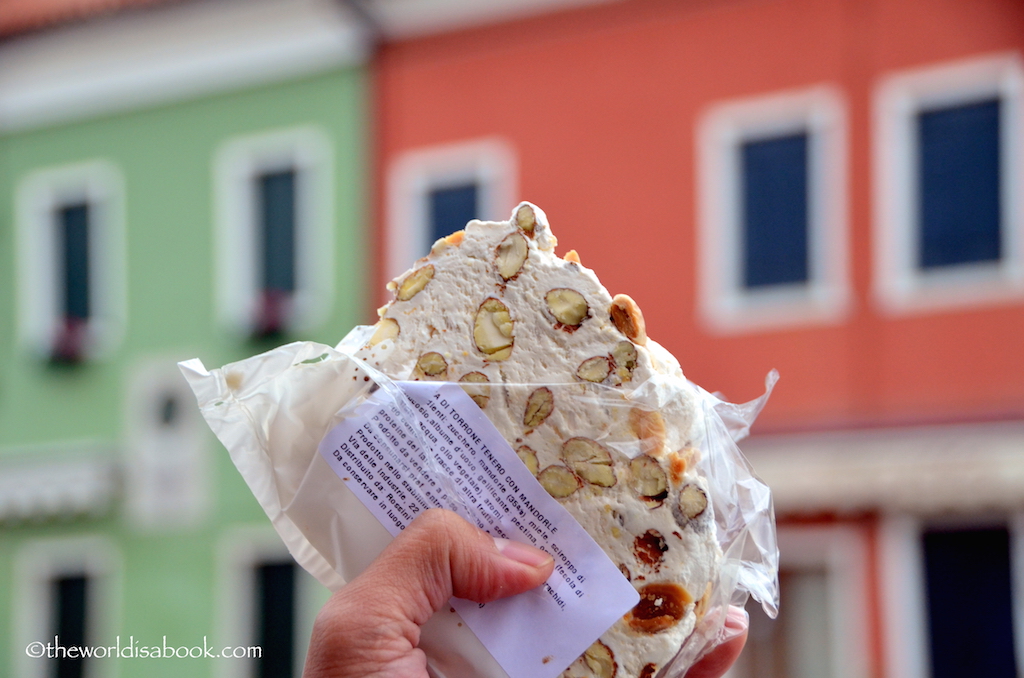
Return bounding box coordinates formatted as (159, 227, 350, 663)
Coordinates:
(180, 327, 779, 678)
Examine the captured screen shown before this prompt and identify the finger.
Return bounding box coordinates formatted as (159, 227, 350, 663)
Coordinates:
(346, 509, 554, 626)
(685, 607, 749, 678)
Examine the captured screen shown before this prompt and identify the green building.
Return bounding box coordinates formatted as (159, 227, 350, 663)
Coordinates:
(0, 1, 370, 675)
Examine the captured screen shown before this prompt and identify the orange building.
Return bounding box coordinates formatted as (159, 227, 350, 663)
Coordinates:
(369, 1, 1024, 677)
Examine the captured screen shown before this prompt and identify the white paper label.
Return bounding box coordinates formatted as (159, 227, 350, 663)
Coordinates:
(318, 381, 639, 678)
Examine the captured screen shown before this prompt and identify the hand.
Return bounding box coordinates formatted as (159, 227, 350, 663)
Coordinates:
(684, 606, 748, 678)
(303, 508, 554, 678)
(303, 508, 747, 678)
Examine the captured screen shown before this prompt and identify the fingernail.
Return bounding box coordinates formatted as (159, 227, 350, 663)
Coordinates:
(725, 606, 749, 630)
(494, 537, 553, 568)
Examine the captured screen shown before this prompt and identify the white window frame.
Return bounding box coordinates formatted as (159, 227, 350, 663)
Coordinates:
(12, 535, 121, 678)
(214, 526, 330, 678)
(14, 160, 127, 360)
(213, 126, 334, 337)
(697, 85, 850, 334)
(385, 138, 517, 282)
(873, 53, 1024, 314)
(881, 513, 1024, 678)
(725, 524, 870, 678)
(123, 355, 210, 531)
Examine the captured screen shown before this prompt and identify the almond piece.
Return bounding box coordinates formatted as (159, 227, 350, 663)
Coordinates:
(563, 640, 616, 678)
(537, 465, 581, 499)
(633, 529, 668, 569)
(523, 387, 554, 428)
(629, 407, 667, 456)
(515, 204, 536, 235)
(673, 483, 709, 529)
(629, 455, 668, 507)
(516, 445, 539, 476)
(639, 664, 658, 678)
(577, 356, 611, 383)
(626, 582, 692, 635)
(473, 298, 514, 360)
(582, 641, 616, 678)
(545, 288, 589, 328)
(414, 352, 448, 380)
(495, 232, 529, 280)
(369, 318, 399, 346)
(610, 294, 648, 345)
(458, 372, 490, 408)
(562, 437, 616, 487)
(611, 341, 638, 382)
(397, 264, 435, 301)
(563, 249, 581, 264)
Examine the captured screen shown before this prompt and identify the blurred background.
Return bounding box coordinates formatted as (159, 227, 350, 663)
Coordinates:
(1, 0, 1022, 676)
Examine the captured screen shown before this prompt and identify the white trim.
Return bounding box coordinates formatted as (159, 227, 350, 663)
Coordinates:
(1011, 513, 1024, 675)
(726, 524, 870, 678)
(122, 355, 210, 531)
(13, 535, 122, 678)
(0, 0, 367, 133)
(697, 85, 850, 333)
(14, 159, 127, 361)
(879, 515, 930, 678)
(873, 52, 1024, 314)
(213, 126, 335, 337)
(385, 138, 517, 282)
(365, 0, 622, 39)
(0, 447, 117, 522)
(778, 526, 871, 678)
(741, 420, 1024, 515)
(214, 526, 328, 678)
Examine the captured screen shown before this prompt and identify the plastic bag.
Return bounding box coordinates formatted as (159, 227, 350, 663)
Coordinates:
(180, 327, 778, 678)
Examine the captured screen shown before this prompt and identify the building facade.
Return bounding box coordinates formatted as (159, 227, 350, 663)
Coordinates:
(368, 1, 1024, 678)
(0, 0, 369, 675)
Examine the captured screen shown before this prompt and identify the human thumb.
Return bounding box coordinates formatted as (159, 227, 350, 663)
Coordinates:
(338, 509, 553, 626)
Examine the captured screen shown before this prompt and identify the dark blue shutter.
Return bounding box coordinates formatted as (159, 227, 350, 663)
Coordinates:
(60, 204, 91, 321)
(917, 99, 1002, 269)
(740, 133, 810, 288)
(429, 183, 478, 246)
(256, 561, 296, 678)
(259, 170, 297, 294)
(53, 575, 89, 678)
(924, 527, 1017, 678)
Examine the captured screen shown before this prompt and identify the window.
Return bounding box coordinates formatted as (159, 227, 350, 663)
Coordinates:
(741, 133, 810, 288)
(698, 86, 849, 333)
(429, 182, 480, 245)
(53, 574, 90, 678)
(924, 527, 1016, 677)
(255, 560, 297, 678)
(386, 138, 516, 281)
(217, 529, 328, 678)
(14, 537, 119, 678)
(55, 203, 91, 362)
(15, 161, 126, 362)
(918, 99, 1002, 269)
(725, 526, 869, 678)
(881, 515, 1024, 678)
(874, 54, 1024, 312)
(214, 127, 334, 339)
